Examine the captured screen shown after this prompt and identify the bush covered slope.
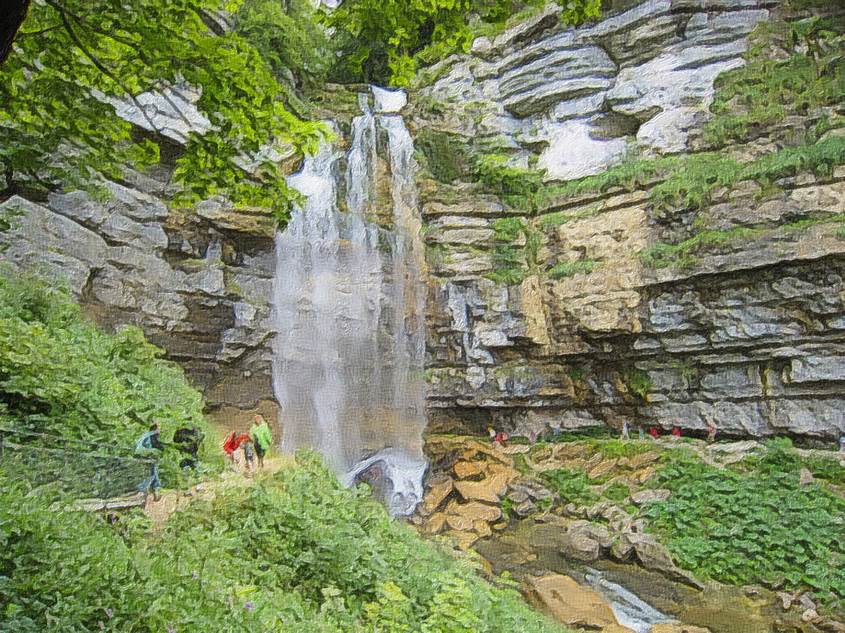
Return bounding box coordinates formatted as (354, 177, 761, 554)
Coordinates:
(0, 452, 567, 633)
(0, 273, 217, 478)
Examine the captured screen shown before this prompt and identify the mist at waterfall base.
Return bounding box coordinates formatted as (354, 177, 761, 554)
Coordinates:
(271, 87, 428, 516)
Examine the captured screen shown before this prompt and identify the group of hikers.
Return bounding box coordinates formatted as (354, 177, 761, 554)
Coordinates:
(221, 415, 273, 474)
(134, 414, 273, 503)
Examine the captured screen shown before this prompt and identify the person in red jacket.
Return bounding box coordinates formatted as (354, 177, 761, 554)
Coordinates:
(647, 426, 660, 439)
(223, 431, 251, 469)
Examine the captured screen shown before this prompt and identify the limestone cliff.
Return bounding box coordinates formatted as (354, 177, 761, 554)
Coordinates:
(412, 0, 845, 439)
(2, 0, 844, 441)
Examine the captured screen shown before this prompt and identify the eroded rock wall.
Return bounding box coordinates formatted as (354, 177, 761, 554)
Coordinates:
(0, 177, 278, 414)
(416, 0, 845, 440)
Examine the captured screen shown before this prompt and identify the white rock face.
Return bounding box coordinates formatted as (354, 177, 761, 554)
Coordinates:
(109, 84, 211, 144)
(418, 0, 773, 181)
(538, 120, 628, 180)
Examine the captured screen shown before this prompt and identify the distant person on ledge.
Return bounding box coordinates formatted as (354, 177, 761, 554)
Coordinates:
(250, 415, 273, 470)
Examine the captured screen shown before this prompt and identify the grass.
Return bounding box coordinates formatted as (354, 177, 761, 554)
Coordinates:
(548, 260, 597, 279)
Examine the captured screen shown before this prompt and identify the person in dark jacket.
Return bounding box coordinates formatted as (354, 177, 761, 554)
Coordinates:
(136, 421, 164, 502)
(173, 425, 203, 470)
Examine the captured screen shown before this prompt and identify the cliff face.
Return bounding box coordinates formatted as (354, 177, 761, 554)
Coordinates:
(0, 181, 279, 415)
(412, 0, 845, 439)
(2, 0, 843, 440)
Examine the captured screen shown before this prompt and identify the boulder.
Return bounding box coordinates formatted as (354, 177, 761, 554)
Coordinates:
(453, 460, 485, 479)
(569, 519, 614, 548)
(420, 475, 453, 516)
(421, 513, 447, 535)
(650, 625, 712, 633)
(444, 530, 479, 551)
(560, 531, 601, 562)
(525, 574, 635, 633)
(631, 489, 671, 505)
(618, 533, 704, 589)
(589, 458, 619, 480)
(446, 500, 502, 524)
(454, 470, 510, 503)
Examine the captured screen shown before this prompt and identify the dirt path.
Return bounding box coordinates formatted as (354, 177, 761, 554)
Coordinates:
(142, 454, 293, 530)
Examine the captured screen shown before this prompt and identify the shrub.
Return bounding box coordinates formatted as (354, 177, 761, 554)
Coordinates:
(645, 451, 845, 612)
(0, 453, 568, 632)
(541, 468, 597, 505)
(0, 271, 218, 483)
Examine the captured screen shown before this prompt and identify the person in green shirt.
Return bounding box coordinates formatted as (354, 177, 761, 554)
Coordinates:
(250, 414, 273, 469)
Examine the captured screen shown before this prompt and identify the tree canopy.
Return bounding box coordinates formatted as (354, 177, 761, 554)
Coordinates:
(0, 0, 326, 224)
(324, 0, 603, 86)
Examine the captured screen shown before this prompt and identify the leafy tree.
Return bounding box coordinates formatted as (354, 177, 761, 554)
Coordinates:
(324, 0, 602, 86)
(231, 0, 333, 104)
(0, 0, 326, 224)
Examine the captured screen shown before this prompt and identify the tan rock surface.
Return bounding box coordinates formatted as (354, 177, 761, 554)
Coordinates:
(419, 476, 454, 517)
(525, 574, 635, 633)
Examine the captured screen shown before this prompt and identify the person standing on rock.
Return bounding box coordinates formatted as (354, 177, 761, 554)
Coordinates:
(620, 420, 630, 441)
(250, 415, 273, 470)
(706, 420, 718, 444)
(136, 421, 164, 503)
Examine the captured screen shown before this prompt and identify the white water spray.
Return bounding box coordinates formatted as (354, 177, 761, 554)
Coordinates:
(271, 88, 427, 515)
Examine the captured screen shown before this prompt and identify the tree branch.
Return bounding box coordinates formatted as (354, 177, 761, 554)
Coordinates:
(44, 0, 164, 136)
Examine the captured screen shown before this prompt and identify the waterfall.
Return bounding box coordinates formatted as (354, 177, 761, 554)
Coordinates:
(271, 87, 427, 515)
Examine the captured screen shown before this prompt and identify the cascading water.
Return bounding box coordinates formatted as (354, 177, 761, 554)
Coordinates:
(271, 87, 427, 515)
(585, 569, 673, 633)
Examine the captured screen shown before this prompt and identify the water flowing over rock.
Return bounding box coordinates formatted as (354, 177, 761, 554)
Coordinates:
(271, 88, 428, 514)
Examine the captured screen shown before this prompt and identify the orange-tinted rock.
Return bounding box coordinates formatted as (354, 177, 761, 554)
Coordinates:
(525, 574, 635, 633)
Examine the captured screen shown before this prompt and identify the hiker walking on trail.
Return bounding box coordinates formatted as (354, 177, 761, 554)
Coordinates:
(136, 421, 164, 502)
(242, 437, 256, 475)
(250, 415, 273, 470)
(620, 420, 630, 441)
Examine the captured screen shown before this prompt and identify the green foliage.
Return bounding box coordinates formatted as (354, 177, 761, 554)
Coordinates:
(476, 154, 545, 209)
(417, 130, 473, 183)
(324, 0, 601, 86)
(232, 0, 333, 100)
(540, 468, 597, 505)
(0, 453, 566, 632)
(589, 439, 653, 459)
(1, 0, 326, 223)
(548, 260, 596, 279)
(625, 369, 653, 400)
(602, 481, 631, 503)
(486, 216, 533, 286)
(705, 16, 845, 146)
(0, 272, 216, 482)
(640, 227, 762, 269)
(804, 455, 845, 486)
(645, 451, 845, 610)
